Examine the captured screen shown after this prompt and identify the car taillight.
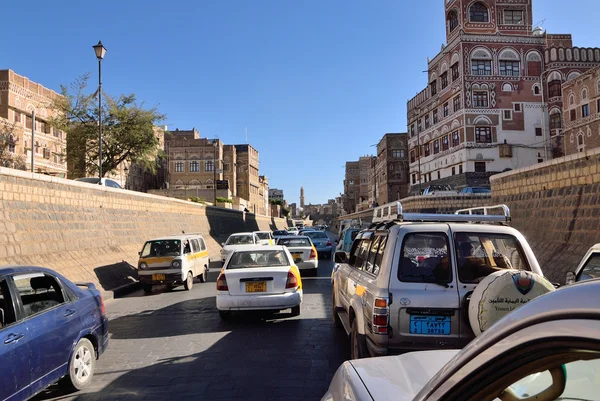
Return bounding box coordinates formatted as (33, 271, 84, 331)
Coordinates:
(99, 295, 106, 316)
(326, 240, 332, 246)
(285, 271, 299, 289)
(373, 297, 389, 334)
(216, 273, 229, 291)
(309, 248, 317, 260)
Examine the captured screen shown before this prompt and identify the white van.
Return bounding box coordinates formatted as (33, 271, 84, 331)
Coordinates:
(137, 234, 210, 293)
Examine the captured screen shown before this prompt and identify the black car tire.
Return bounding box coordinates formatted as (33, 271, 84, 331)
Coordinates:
(199, 267, 207, 283)
(184, 272, 193, 291)
(351, 319, 369, 360)
(332, 290, 342, 328)
(142, 284, 152, 294)
(65, 338, 96, 390)
(291, 305, 301, 317)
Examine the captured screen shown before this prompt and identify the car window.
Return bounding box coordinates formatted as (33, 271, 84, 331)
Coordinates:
(578, 253, 600, 281)
(183, 240, 192, 254)
(398, 233, 451, 283)
(306, 232, 328, 239)
(141, 240, 181, 257)
(373, 236, 388, 276)
(0, 278, 17, 328)
(365, 236, 382, 274)
(454, 232, 529, 283)
(199, 238, 207, 251)
(352, 239, 371, 270)
(227, 250, 290, 269)
(105, 179, 120, 188)
(13, 273, 66, 318)
(255, 232, 271, 240)
(190, 239, 200, 253)
(277, 238, 311, 247)
(226, 235, 254, 245)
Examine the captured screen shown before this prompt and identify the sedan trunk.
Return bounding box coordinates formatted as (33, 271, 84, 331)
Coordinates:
(225, 267, 292, 296)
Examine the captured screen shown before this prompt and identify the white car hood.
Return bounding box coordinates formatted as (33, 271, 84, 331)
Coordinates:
(349, 350, 459, 401)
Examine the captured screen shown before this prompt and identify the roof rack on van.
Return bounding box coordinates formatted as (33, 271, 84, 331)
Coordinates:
(371, 202, 511, 225)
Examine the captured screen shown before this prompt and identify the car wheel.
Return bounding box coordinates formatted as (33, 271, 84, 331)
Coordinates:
(291, 305, 301, 317)
(350, 319, 369, 359)
(142, 284, 152, 294)
(65, 338, 96, 390)
(198, 267, 207, 283)
(184, 272, 193, 291)
(332, 290, 342, 328)
(219, 310, 231, 320)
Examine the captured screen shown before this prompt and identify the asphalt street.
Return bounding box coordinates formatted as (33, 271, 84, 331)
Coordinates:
(33, 233, 347, 401)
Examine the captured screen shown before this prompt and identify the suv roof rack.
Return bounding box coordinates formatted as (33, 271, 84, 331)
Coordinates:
(371, 202, 511, 225)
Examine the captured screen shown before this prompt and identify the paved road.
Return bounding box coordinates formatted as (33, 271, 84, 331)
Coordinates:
(34, 234, 347, 401)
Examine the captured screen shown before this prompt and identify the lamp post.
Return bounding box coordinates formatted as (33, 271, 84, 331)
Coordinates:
(93, 41, 107, 183)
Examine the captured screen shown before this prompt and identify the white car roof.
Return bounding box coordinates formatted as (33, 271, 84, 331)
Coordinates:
(229, 232, 255, 237)
(231, 245, 286, 252)
(252, 231, 271, 234)
(145, 234, 203, 241)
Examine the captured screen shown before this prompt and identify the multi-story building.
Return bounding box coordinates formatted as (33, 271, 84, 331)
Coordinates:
(343, 161, 360, 214)
(165, 129, 224, 201)
(375, 133, 410, 204)
(223, 145, 237, 197)
(269, 188, 284, 202)
(562, 65, 600, 155)
(259, 175, 269, 216)
(407, 0, 600, 192)
(0, 69, 67, 176)
(358, 156, 376, 211)
(234, 144, 262, 214)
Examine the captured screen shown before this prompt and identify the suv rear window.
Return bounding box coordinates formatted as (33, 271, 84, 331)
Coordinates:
(398, 233, 451, 283)
(454, 232, 530, 283)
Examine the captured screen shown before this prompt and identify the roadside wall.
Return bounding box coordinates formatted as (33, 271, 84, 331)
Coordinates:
(491, 147, 600, 283)
(0, 167, 289, 295)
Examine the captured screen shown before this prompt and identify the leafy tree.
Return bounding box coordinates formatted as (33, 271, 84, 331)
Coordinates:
(50, 74, 166, 178)
(0, 121, 27, 170)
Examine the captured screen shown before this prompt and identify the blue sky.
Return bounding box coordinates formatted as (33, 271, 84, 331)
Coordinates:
(1, 0, 599, 205)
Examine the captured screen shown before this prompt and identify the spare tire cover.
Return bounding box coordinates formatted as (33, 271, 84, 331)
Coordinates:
(468, 270, 554, 336)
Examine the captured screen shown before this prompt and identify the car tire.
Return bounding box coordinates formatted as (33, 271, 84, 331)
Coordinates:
(199, 267, 207, 283)
(142, 284, 152, 294)
(351, 319, 369, 360)
(65, 338, 96, 390)
(184, 272, 193, 291)
(291, 305, 301, 317)
(332, 290, 342, 328)
(219, 310, 231, 320)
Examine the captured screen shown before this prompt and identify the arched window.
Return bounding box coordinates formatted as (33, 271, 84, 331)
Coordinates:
(577, 134, 585, 152)
(549, 109, 562, 130)
(499, 48, 520, 76)
(548, 77, 562, 98)
(526, 51, 542, 76)
(582, 88, 588, 100)
(469, 2, 489, 23)
(567, 71, 581, 81)
(471, 48, 492, 76)
(533, 84, 541, 95)
(447, 9, 459, 32)
(35, 141, 40, 154)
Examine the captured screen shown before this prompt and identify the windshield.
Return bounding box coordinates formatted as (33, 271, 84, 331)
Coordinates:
(255, 232, 270, 240)
(227, 250, 290, 269)
(140, 240, 181, 257)
(277, 238, 311, 247)
(305, 232, 328, 239)
(226, 235, 255, 245)
(273, 230, 288, 236)
(578, 253, 600, 281)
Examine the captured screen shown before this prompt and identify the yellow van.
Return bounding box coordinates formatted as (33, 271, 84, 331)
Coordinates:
(137, 234, 210, 293)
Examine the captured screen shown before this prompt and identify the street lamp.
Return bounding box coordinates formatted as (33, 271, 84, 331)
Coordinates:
(93, 41, 107, 183)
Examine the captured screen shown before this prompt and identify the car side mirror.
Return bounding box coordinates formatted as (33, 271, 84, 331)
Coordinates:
(334, 251, 347, 263)
(221, 242, 225, 247)
(565, 271, 576, 285)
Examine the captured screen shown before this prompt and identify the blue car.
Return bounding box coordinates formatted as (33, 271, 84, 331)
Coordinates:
(303, 231, 333, 259)
(0, 266, 108, 401)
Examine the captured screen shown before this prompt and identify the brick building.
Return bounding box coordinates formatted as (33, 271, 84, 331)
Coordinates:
(358, 155, 376, 211)
(375, 133, 410, 204)
(562, 66, 600, 155)
(0, 69, 67, 176)
(235, 144, 266, 214)
(407, 0, 600, 193)
(343, 161, 360, 214)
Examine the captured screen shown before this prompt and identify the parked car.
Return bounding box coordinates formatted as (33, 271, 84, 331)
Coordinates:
(276, 236, 319, 275)
(460, 186, 492, 194)
(566, 242, 600, 284)
(74, 177, 123, 189)
(303, 230, 333, 259)
(272, 230, 290, 238)
(137, 234, 210, 293)
(0, 266, 108, 401)
(253, 231, 275, 246)
(323, 277, 600, 401)
(220, 233, 261, 265)
(422, 185, 456, 195)
(286, 227, 300, 235)
(332, 202, 544, 359)
(216, 246, 303, 319)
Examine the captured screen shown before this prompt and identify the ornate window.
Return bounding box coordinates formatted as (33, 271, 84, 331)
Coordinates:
(443, 102, 449, 117)
(452, 131, 460, 147)
(582, 104, 590, 118)
(425, 114, 430, 129)
(473, 91, 489, 108)
(205, 160, 214, 172)
(499, 49, 520, 76)
(453, 96, 461, 111)
(577, 134, 585, 152)
(430, 79, 437, 96)
(451, 62, 460, 81)
(424, 143, 431, 157)
(441, 72, 448, 89)
(547, 80, 561, 98)
(550, 112, 562, 130)
(190, 160, 199, 172)
(433, 140, 440, 154)
(433, 109, 439, 124)
(526, 52, 542, 76)
(504, 10, 523, 25)
(471, 48, 492, 76)
(469, 2, 489, 23)
(448, 10, 459, 32)
(442, 135, 449, 151)
(475, 127, 492, 143)
(174, 161, 184, 172)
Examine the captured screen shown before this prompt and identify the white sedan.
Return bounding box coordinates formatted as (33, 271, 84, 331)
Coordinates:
(275, 236, 318, 274)
(216, 246, 303, 319)
(220, 232, 260, 265)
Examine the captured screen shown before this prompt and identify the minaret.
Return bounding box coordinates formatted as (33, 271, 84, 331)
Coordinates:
(300, 187, 305, 208)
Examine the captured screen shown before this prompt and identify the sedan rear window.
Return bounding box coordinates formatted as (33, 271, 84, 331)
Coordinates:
(454, 233, 530, 283)
(141, 240, 181, 257)
(277, 238, 311, 247)
(228, 251, 290, 269)
(305, 232, 328, 239)
(226, 235, 254, 245)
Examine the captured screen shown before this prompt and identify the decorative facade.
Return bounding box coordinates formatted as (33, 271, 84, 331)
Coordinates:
(0, 69, 67, 176)
(375, 133, 410, 205)
(407, 0, 600, 192)
(562, 65, 600, 155)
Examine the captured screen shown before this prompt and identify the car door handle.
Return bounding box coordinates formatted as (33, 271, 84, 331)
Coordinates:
(4, 333, 24, 344)
(64, 309, 76, 317)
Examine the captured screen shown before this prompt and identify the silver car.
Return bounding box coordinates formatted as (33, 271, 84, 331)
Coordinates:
(303, 231, 333, 259)
(323, 278, 600, 401)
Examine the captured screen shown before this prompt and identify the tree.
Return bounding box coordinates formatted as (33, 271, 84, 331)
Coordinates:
(0, 121, 27, 170)
(50, 74, 166, 178)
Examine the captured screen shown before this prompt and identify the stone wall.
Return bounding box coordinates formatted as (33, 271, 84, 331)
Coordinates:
(0, 167, 289, 297)
(491, 147, 600, 283)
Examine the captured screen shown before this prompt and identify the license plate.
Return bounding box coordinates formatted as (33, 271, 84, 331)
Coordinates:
(245, 281, 266, 292)
(152, 274, 166, 281)
(292, 253, 302, 262)
(409, 316, 451, 335)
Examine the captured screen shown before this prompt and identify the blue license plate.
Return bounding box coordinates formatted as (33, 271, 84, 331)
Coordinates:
(409, 315, 451, 335)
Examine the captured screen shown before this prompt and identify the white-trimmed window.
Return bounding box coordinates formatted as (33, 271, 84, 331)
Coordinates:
(499, 49, 520, 76)
(514, 103, 522, 112)
(503, 110, 513, 120)
(469, 2, 489, 22)
(473, 91, 489, 108)
(504, 10, 523, 25)
(174, 161, 184, 172)
(205, 160, 214, 172)
(190, 161, 199, 172)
